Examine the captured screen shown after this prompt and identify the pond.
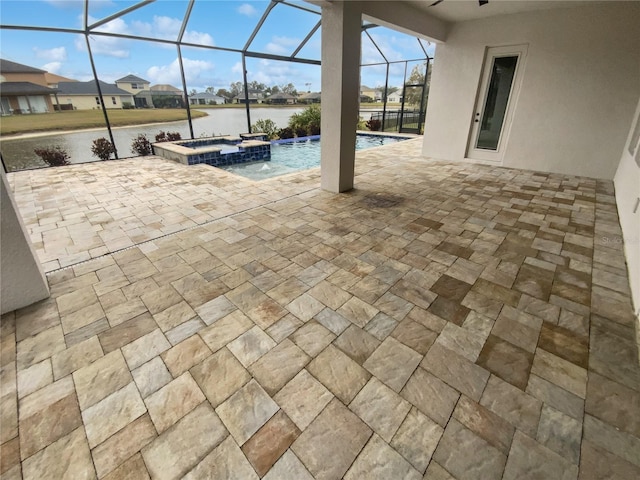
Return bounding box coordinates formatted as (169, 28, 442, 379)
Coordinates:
(0, 108, 301, 171)
(1, 107, 385, 172)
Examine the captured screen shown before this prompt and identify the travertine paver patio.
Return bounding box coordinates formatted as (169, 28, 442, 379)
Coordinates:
(2, 138, 640, 479)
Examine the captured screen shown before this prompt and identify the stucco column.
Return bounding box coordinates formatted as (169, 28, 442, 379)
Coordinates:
(1, 168, 49, 314)
(320, 1, 362, 193)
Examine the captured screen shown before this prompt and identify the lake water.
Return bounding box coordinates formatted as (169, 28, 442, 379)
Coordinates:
(1, 107, 385, 172)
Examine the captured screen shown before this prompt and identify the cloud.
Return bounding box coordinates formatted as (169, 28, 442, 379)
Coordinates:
(146, 57, 214, 87)
(33, 46, 67, 62)
(76, 15, 130, 57)
(127, 15, 214, 45)
(265, 36, 300, 55)
(76, 33, 129, 58)
(41, 62, 63, 74)
(237, 4, 258, 17)
(248, 59, 307, 87)
(182, 31, 214, 46)
(46, 0, 115, 8)
(44, 0, 90, 7)
(78, 14, 214, 58)
(367, 33, 405, 62)
(231, 62, 243, 74)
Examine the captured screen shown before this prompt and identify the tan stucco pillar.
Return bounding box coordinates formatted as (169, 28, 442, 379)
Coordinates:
(1, 168, 49, 314)
(320, 0, 362, 193)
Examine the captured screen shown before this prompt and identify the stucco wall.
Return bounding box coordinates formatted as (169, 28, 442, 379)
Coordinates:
(1, 169, 49, 314)
(63, 95, 131, 110)
(614, 96, 640, 316)
(423, 2, 640, 179)
(2, 72, 48, 86)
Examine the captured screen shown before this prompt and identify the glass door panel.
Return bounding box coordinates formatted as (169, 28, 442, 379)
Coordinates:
(476, 56, 518, 150)
(467, 45, 527, 163)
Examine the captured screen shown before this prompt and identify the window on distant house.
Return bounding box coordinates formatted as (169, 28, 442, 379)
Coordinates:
(112, 97, 116, 105)
(95, 97, 100, 105)
(131, 83, 139, 89)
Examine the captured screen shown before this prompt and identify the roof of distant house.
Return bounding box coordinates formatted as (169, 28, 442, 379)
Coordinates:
(150, 84, 182, 92)
(0, 59, 46, 74)
(268, 92, 296, 100)
(298, 92, 321, 99)
(190, 92, 225, 99)
(0, 81, 55, 95)
(234, 92, 262, 100)
(116, 74, 149, 83)
(57, 80, 131, 95)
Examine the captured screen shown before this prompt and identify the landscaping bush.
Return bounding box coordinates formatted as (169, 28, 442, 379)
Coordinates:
(155, 131, 182, 142)
(277, 127, 295, 139)
(131, 134, 152, 156)
(357, 117, 367, 130)
(33, 146, 70, 167)
(251, 119, 278, 140)
(366, 119, 382, 131)
(122, 102, 134, 109)
(309, 124, 321, 136)
(91, 137, 116, 161)
(288, 105, 320, 136)
(294, 126, 308, 138)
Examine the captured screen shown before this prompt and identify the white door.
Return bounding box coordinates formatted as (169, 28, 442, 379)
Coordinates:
(467, 45, 527, 162)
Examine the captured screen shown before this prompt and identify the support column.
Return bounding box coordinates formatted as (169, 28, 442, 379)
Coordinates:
(1, 168, 49, 314)
(320, 1, 362, 193)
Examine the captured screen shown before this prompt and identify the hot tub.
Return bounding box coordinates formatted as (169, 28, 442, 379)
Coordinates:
(152, 133, 271, 167)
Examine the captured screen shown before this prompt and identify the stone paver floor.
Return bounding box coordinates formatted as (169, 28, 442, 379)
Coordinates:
(2, 138, 639, 479)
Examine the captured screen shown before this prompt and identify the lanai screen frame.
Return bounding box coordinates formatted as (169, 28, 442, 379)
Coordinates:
(0, 0, 430, 166)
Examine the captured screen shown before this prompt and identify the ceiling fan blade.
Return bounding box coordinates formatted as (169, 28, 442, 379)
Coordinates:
(430, 0, 445, 6)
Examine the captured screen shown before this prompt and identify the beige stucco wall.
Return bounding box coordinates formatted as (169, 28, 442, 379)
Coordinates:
(422, 2, 640, 179)
(62, 94, 132, 110)
(2, 71, 48, 86)
(1, 169, 49, 314)
(116, 82, 150, 94)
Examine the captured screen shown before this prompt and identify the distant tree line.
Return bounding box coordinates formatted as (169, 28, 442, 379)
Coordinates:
(189, 81, 299, 101)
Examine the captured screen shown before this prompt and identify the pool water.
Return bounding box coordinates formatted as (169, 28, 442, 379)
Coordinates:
(220, 134, 409, 180)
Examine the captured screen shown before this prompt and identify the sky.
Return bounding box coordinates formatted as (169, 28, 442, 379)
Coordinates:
(0, 0, 435, 93)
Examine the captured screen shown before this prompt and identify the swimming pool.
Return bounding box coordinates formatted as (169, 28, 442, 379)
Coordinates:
(220, 134, 410, 180)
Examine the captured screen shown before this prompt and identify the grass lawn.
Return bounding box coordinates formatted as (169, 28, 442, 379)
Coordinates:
(0, 109, 208, 136)
(360, 102, 402, 108)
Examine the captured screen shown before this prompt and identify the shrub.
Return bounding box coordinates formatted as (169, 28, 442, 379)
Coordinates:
(131, 134, 152, 156)
(91, 137, 116, 161)
(33, 146, 70, 167)
(122, 102, 134, 109)
(366, 119, 382, 131)
(309, 123, 321, 136)
(294, 126, 308, 138)
(356, 116, 367, 130)
(155, 131, 182, 142)
(288, 105, 320, 136)
(277, 127, 295, 139)
(251, 119, 278, 140)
